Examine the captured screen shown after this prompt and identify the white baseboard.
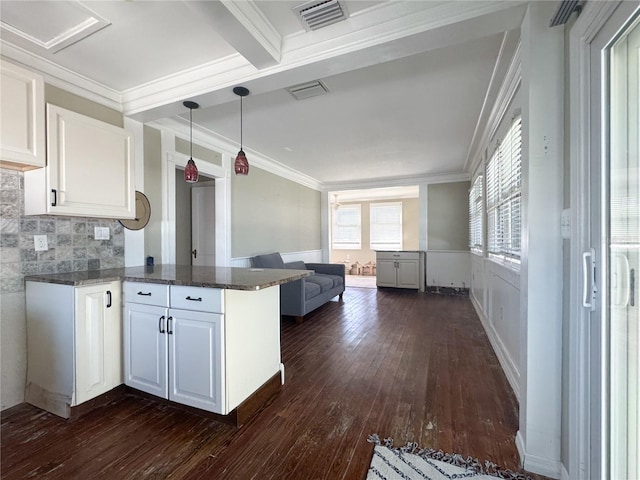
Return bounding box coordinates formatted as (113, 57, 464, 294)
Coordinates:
(516, 430, 563, 479)
(469, 293, 520, 400)
(560, 464, 570, 480)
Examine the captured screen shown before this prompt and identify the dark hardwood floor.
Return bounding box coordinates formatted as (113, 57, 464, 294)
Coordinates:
(1, 287, 543, 479)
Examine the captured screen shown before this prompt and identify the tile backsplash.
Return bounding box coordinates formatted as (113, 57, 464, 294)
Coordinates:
(0, 168, 125, 294)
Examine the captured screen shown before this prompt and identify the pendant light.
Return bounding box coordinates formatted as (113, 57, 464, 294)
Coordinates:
(183, 100, 199, 183)
(233, 86, 250, 175)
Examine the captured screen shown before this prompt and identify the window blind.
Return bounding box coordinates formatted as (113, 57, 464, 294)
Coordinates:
(332, 204, 361, 249)
(370, 202, 403, 250)
(486, 116, 522, 258)
(469, 175, 483, 251)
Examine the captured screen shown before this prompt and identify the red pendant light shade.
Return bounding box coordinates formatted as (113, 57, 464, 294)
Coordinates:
(233, 86, 250, 176)
(184, 158, 199, 183)
(183, 100, 199, 183)
(234, 150, 249, 175)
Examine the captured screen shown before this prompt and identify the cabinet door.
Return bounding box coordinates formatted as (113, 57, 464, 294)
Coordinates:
(168, 309, 224, 414)
(124, 303, 168, 398)
(46, 104, 134, 219)
(0, 60, 45, 169)
(75, 282, 122, 405)
(396, 260, 419, 289)
(376, 259, 398, 287)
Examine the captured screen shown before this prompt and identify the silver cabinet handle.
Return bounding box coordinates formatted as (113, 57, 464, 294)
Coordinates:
(186, 296, 202, 302)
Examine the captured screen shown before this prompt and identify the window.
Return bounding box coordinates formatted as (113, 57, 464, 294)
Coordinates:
(469, 175, 483, 252)
(332, 204, 361, 249)
(370, 202, 402, 250)
(486, 116, 522, 258)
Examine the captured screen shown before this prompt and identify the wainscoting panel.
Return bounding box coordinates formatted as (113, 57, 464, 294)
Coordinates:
(470, 257, 521, 400)
(231, 250, 323, 268)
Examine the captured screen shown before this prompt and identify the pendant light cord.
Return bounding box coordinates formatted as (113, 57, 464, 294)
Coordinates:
(240, 96, 243, 150)
(189, 107, 193, 158)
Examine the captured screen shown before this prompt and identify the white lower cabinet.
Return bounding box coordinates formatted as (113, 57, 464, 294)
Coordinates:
(124, 282, 224, 414)
(25, 281, 122, 418)
(376, 251, 425, 291)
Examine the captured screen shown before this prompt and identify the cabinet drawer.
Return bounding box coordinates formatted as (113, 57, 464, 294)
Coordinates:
(124, 282, 169, 306)
(170, 286, 223, 313)
(376, 251, 419, 261)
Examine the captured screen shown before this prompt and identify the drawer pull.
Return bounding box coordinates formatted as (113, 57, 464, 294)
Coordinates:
(106, 290, 112, 308)
(51, 189, 57, 207)
(137, 291, 152, 296)
(186, 296, 202, 302)
(167, 316, 173, 335)
(158, 315, 165, 334)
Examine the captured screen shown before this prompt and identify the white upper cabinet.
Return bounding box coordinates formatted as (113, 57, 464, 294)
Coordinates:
(0, 59, 46, 170)
(24, 104, 135, 219)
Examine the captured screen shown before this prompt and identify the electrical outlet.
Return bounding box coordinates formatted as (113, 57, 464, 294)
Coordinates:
(34, 235, 48, 252)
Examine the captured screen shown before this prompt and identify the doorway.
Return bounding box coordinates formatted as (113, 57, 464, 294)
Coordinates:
(175, 169, 216, 266)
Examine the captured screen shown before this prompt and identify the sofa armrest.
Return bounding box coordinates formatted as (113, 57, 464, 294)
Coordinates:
(305, 263, 345, 278)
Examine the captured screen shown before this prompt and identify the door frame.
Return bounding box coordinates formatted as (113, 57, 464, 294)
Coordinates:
(162, 151, 230, 266)
(568, 2, 640, 478)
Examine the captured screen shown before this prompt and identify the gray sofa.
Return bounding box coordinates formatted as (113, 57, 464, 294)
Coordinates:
(250, 253, 345, 323)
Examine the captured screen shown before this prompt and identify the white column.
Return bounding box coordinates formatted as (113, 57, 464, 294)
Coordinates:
(517, 3, 564, 478)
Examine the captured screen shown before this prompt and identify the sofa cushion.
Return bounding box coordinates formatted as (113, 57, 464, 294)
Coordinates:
(316, 273, 344, 289)
(251, 252, 285, 269)
(306, 274, 334, 293)
(285, 261, 307, 270)
(304, 281, 321, 300)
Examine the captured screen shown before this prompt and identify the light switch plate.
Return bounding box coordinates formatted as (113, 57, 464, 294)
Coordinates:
(34, 235, 48, 251)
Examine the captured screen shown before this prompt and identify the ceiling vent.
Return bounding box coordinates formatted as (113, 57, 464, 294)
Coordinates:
(293, 0, 349, 31)
(286, 80, 330, 100)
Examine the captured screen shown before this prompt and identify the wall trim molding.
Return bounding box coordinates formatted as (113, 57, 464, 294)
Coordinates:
(323, 172, 470, 192)
(231, 249, 323, 268)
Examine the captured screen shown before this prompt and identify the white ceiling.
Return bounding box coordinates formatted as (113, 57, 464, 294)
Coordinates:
(0, 0, 528, 187)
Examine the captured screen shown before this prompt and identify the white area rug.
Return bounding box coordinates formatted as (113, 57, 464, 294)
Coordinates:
(367, 435, 532, 480)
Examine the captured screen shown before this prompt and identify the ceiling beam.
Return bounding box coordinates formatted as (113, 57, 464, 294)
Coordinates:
(185, 0, 281, 70)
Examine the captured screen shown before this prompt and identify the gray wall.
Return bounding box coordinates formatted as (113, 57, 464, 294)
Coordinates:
(231, 166, 321, 257)
(427, 181, 470, 251)
(1, 87, 126, 410)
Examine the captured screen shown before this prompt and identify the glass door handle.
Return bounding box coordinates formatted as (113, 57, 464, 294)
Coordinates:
(582, 249, 597, 311)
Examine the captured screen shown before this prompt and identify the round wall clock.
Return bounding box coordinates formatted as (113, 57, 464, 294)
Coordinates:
(119, 191, 151, 230)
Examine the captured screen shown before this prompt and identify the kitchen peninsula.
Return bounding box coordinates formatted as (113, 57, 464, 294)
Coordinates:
(25, 265, 310, 424)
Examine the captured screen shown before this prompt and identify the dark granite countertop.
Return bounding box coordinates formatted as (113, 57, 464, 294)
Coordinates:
(24, 265, 311, 291)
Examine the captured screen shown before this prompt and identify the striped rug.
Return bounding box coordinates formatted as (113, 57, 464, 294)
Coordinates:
(367, 435, 532, 480)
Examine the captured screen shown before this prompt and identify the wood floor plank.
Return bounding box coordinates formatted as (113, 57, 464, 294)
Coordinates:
(1, 288, 548, 479)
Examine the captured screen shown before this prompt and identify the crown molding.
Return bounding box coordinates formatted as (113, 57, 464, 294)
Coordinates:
(322, 172, 471, 192)
(467, 38, 522, 176)
(148, 117, 322, 191)
(0, 40, 123, 111)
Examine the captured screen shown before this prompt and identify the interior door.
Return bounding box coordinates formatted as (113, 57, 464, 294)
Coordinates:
(191, 181, 216, 266)
(589, 5, 640, 478)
